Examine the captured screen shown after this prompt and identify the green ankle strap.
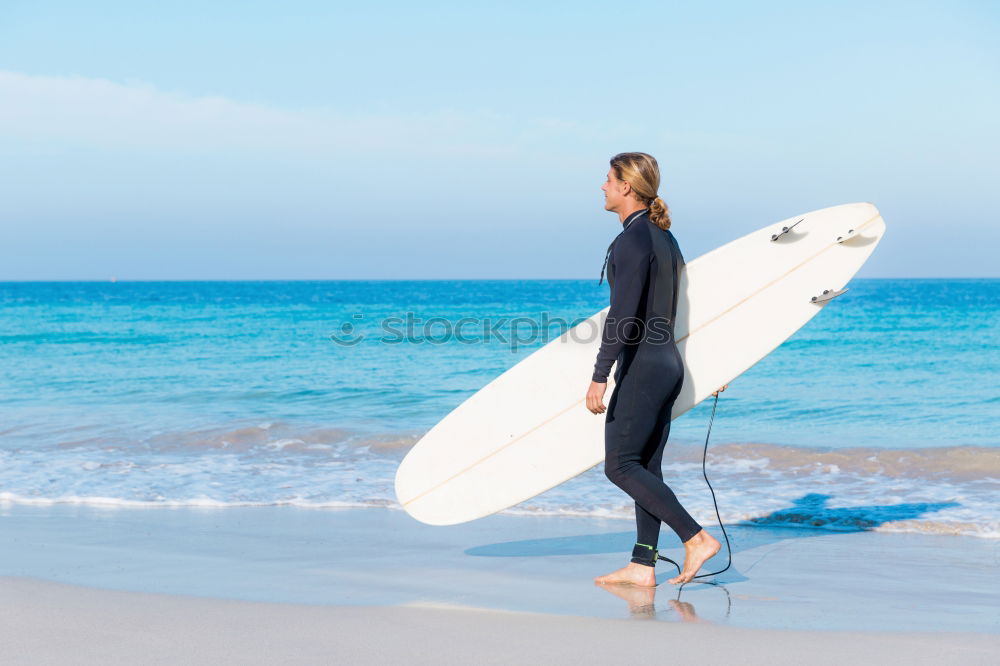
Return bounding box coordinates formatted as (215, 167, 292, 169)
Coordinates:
(631, 542, 658, 566)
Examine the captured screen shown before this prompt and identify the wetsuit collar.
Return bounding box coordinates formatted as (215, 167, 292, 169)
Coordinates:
(621, 208, 648, 230)
(598, 208, 649, 286)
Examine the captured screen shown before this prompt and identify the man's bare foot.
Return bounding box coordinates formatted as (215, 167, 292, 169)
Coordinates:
(593, 561, 656, 587)
(667, 529, 721, 585)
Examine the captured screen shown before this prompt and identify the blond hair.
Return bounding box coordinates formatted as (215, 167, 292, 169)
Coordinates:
(610, 152, 671, 230)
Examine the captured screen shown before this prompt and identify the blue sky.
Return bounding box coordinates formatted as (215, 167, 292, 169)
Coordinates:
(1, 1, 997, 279)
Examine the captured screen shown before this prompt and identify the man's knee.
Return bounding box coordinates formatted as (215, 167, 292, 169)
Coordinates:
(604, 458, 637, 488)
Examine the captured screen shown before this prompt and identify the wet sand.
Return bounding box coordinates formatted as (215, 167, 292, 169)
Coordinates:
(1, 503, 998, 663)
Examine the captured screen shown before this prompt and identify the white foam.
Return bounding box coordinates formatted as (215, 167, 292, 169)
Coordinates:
(1, 432, 997, 539)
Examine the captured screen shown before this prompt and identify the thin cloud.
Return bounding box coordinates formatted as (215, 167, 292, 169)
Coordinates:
(0, 70, 572, 159)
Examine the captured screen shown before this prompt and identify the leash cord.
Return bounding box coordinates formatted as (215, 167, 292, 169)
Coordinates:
(656, 392, 733, 581)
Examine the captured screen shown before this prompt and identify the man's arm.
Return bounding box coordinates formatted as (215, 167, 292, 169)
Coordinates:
(592, 231, 651, 383)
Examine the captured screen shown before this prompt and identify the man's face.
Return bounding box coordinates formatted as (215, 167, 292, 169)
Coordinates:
(601, 168, 630, 212)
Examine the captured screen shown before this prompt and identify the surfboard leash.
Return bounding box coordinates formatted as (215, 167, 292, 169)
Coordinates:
(654, 392, 733, 582)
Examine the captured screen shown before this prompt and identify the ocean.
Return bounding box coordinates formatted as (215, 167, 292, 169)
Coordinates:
(1, 279, 997, 538)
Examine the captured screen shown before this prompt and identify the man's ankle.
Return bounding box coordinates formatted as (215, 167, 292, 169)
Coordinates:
(684, 529, 705, 545)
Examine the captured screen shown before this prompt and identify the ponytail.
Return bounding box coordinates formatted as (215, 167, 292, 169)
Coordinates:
(648, 196, 670, 230)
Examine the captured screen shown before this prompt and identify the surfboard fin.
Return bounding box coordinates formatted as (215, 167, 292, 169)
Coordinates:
(836, 228, 856, 243)
(770, 218, 804, 241)
(810, 288, 848, 304)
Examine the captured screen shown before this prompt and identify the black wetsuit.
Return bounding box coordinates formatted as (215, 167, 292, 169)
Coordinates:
(593, 208, 703, 566)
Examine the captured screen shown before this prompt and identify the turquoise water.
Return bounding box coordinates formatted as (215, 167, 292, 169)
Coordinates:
(1, 279, 997, 537)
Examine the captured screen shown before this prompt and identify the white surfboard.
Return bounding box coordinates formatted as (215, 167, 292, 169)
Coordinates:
(395, 202, 887, 525)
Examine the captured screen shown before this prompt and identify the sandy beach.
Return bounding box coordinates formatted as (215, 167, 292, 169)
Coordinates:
(2, 503, 998, 664)
(4, 576, 999, 665)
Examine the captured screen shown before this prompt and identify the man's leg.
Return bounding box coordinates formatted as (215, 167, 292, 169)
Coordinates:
(607, 362, 701, 547)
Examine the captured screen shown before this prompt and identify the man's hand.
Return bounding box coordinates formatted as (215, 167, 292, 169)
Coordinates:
(712, 383, 729, 397)
(587, 381, 608, 414)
